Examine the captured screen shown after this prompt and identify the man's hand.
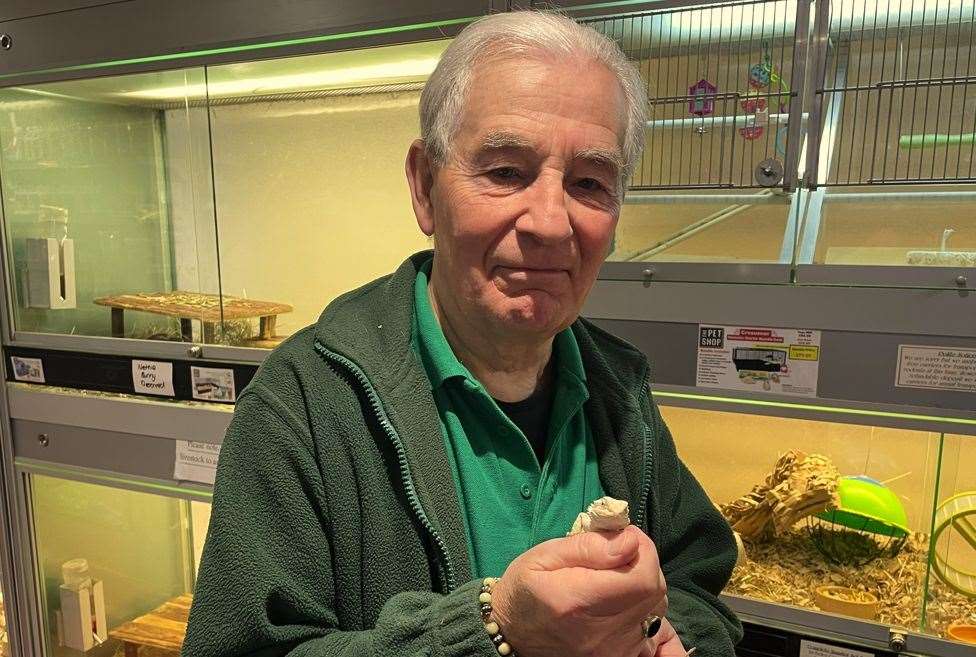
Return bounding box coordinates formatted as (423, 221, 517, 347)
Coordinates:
(490, 525, 667, 657)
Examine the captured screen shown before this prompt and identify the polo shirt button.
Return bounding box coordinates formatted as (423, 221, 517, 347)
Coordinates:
(519, 484, 533, 500)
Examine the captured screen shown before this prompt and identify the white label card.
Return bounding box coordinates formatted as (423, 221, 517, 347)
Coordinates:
(10, 356, 45, 383)
(191, 366, 236, 402)
(174, 441, 221, 485)
(799, 640, 873, 657)
(895, 345, 976, 393)
(132, 360, 175, 396)
(696, 325, 822, 397)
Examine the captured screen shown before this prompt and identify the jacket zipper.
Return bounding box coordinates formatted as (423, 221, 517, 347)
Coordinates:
(633, 386, 656, 532)
(314, 342, 459, 592)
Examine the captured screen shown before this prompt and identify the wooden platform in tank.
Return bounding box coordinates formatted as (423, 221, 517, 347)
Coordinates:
(94, 291, 292, 342)
(109, 594, 191, 656)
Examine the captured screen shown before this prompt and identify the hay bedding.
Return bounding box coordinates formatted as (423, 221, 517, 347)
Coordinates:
(727, 528, 976, 636)
(720, 451, 976, 638)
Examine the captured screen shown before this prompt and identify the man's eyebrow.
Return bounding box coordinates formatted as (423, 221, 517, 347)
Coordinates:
(575, 147, 624, 175)
(474, 133, 624, 179)
(477, 131, 534, 151)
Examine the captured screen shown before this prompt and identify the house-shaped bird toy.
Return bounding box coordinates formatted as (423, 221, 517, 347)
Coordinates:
(689, 78, 717, 116)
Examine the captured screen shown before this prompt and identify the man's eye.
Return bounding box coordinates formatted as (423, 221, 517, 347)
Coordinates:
(489, 167, 522, 180)
(576, 178, 606, 192)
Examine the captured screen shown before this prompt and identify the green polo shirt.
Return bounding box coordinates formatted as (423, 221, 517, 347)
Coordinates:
(411, 265, 604, 578)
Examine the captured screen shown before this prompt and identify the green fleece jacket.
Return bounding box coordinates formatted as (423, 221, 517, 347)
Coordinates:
(182, 251, 742, 657)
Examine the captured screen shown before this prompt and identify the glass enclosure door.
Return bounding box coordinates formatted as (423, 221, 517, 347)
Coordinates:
(924, 434, 976, 642)
(0, 69, 219, 343)
(28, 474, 210, 657)
(0, 38, 453, 349)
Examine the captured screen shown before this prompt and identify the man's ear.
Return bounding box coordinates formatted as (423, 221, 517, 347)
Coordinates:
(406, 139, 436, 236)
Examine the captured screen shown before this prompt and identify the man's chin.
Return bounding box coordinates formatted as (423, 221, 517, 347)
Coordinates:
(493, 297, 573, 337)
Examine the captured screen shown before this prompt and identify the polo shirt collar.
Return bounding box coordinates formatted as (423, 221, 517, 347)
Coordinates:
(413, 263, 471, 388)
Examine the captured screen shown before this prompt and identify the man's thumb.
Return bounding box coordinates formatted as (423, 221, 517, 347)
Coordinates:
(531, 526, 639, 571)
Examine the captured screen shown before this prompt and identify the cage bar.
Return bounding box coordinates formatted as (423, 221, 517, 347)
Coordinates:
(812, 0, 976, 186)
(586, 0, 806, 190)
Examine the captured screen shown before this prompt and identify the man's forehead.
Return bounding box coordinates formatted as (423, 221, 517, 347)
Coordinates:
(466, 56, 627, 127)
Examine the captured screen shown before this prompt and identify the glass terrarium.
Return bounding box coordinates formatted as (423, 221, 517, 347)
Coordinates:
(594, 0, 805, 269)
(0, 69, 215, 342)
(28, 473, 209, 657)
(658, 397, 976, 649)
(0, 39, 448, 349)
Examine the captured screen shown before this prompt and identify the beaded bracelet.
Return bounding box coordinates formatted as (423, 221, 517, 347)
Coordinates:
(479, 577, 517, 656)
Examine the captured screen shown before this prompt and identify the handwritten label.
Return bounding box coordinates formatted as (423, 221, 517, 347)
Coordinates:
(799, 640, 872, 657)
(132, 360, 175, 396)
(191, 366, 236, 402)
(10, 356, 45, 383)
(895, 345, 976, 393)
(174, 441, 221, 485)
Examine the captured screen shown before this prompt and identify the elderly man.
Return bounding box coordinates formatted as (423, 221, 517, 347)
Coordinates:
(183, 10, 741, 657)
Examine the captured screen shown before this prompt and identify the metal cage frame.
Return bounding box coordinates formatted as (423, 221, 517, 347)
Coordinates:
(581, 0, 976, 191)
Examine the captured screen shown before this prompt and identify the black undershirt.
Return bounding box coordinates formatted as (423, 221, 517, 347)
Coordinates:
(494, 381, 555, 466)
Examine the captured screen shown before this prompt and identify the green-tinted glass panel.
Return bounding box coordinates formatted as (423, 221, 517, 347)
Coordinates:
(206, 40, 447, 347)
(30, 475, 211, 657)
(0, 69, 218, 342)
(659, 404, 959, 633)
(923, 434, 976, 645)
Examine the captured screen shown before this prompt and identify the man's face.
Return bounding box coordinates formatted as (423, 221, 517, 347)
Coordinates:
(411, 54, 626, 340)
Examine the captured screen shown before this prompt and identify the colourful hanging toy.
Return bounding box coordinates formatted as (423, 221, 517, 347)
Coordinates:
(689, 78, 717, 117)
(739, 43, 791, 151)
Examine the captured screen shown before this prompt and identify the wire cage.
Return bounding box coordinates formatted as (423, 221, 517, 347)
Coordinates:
(808, 0, 976, 186)
(586, 0, 810, 191)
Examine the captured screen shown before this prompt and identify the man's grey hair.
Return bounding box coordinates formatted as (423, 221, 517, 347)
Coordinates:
(419, 11, 648, 186)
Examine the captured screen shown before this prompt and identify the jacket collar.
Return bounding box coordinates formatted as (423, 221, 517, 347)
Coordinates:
(572, 319, 650, 526)
(314, 251, 651, 581)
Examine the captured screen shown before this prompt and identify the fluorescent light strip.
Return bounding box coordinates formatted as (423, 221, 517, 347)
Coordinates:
(122, 56, 442, 101)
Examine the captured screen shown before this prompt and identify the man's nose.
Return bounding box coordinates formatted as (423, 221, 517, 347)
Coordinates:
(515, 173, 573, 243)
